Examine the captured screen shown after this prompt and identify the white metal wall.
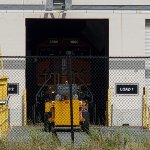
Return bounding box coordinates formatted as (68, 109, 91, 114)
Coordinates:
(0, 58, 25, 126)
(6, 69, 25, 126)
(0, 14, 25, 56)
(145, 21, 150, 56)
(0, 11, 146, 57)
(72, 0, 150, 5)
(0, 0, 46, 4)
(109, 67, 145, 126)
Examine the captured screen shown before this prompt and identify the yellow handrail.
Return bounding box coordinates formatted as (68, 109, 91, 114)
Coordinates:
(23, 88, 27, 126)
(142, 87, 147, 128)
(142, 87, 150, 128)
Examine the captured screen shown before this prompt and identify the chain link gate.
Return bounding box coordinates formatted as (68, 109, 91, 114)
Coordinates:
(27, 56, 108, 143)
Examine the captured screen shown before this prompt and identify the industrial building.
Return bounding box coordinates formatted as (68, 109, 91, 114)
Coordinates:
(0, 0, 150, 128)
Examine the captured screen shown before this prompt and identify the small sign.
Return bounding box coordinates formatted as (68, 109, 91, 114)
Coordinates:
(70, 40, 79, 44)
(116, 84, 138, 94)
(8, 83, 19, 94)
(49, 39, 59, 44)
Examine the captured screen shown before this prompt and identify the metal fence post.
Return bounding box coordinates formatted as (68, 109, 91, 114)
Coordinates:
(69, 56, 74, 143)
(111, 104, 113, 126)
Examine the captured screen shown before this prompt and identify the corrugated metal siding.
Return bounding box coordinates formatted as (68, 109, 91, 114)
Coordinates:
(145, 20, 150, 103)
(145, 20, 150, 56)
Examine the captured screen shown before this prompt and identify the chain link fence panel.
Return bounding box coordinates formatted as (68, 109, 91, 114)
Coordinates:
(0, 56, 150, 148)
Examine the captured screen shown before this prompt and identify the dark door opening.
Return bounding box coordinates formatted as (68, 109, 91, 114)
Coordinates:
(26, 19, 109, 125)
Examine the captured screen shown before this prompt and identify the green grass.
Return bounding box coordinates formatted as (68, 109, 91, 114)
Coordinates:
(0, 127, 150, 150)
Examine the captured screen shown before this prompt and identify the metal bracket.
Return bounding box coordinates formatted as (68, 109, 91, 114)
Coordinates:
(46, 0, 72, 11)
(46, 0, 53, 11)
(65, 0, 72, 10)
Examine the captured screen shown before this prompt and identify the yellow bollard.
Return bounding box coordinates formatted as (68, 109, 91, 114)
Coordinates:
(0, 105, 8, 138)
(0, 47, 8, 101)
(142, 87, 148, 128)
(23, 88, 27, 126)
(0, 47, 9, 138)
(107, 88, 111, 127)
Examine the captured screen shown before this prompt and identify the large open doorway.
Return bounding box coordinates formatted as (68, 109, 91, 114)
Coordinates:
(26, 19, 109, 125)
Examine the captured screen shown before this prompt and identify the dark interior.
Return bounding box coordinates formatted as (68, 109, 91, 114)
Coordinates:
(26, 19, 109, 125)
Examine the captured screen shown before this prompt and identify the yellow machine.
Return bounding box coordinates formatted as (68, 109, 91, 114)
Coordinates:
(44, 84, 90, 132)
(35, 57, 91, 132)
(0, 49, 9, 137)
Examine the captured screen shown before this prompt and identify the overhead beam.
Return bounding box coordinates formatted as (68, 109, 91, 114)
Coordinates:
(0, 4, 150, 10)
